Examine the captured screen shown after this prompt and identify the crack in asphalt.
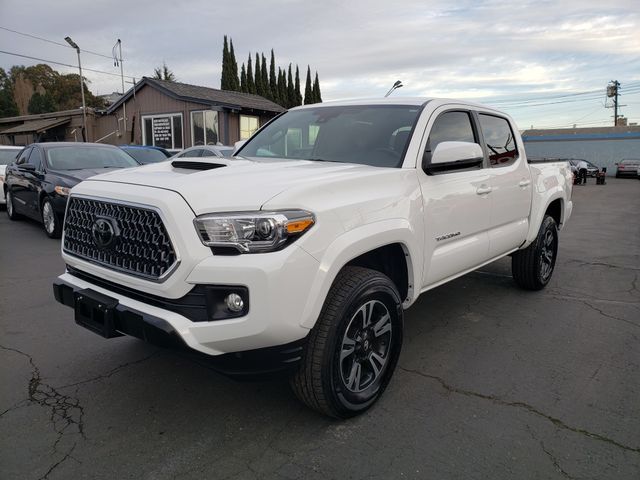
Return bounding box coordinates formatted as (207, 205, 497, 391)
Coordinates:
(565, 259, 640, 272)
(581, 300, 640, 330)
(55, 350, 162, 390)
(0, 344, 85, 480)
(397, 366, 640, 454)
(524, 425, 575, 480)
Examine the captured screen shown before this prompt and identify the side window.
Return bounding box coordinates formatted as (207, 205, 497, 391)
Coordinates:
(424, 111, 477, 170)
(478, 114, 518, 167)
(28, 148, 43, 170)
(15, 147, 32, 165)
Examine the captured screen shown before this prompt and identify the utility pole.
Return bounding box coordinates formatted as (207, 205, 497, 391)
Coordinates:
(607, 80, 620, 126)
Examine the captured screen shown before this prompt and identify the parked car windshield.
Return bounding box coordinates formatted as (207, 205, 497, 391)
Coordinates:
(46, 146, 139, 170)
(0, 149, 21, 165)
(123, 148, 170, 164)
(239, 105, 422, 168)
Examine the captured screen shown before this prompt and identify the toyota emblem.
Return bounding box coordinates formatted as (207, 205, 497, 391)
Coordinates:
(92, 218, 117, 249)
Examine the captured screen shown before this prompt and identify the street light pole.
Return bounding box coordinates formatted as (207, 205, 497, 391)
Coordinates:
(65, 36, 87, 142)
(113, 39, 127, 137)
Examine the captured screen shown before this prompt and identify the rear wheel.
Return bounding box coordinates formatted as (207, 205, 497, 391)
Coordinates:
(6, 190, 21, 220)
(42, 197, 62, 238)
(290, 266, 403, 418)
(512, 215, 558, 290)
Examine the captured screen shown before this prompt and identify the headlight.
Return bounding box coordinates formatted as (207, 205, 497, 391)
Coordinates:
(54, 186, 70, 196)
(194, 210, 315, 253)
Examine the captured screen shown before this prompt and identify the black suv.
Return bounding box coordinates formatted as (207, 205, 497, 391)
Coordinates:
(4, 142, 139, 238)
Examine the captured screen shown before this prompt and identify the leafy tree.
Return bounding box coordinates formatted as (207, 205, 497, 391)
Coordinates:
(278, 68, 287, 108)
(304, 66, 313, 105)
(246, 54, 255, 94)
(269, 50, 278, 104)
(312, 71, 322, 103)
(28, 92, 57, 114)
(294, 65, 302, 106)
(153, 62, 176, 82)
(240, 64, 247, 93)
(261, 53, 269, 99)
(0, 68, 19, 117)
(287, 64, 295, 108)
(254, 53, 263, 97)
(229, 39, 239, 91)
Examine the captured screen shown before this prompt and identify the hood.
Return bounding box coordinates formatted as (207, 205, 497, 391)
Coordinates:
(82, 157, 401, 214)
(48, 167, 128, 185)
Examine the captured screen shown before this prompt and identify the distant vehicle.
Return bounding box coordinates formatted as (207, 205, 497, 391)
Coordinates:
(0, 146, 24, 206)
(173, 145, 235, 159)
(120, 145, 172, 164)
(568, 159, 599, 177)
(615, 159, 640, 178)
(4, 142, 139, 238)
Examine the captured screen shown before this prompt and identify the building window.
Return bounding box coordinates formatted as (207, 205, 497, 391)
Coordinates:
(240, 115, 260, 140)
(142, 113, 183, 150)
(191, 110, 219, 146)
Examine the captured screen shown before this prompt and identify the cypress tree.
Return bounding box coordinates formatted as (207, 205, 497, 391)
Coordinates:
(240, 63, 247, 93)
(269, 50, 278, 103)
(312, 71, 322, 103)
(254, 53, 263, 96)
(221, 35, 229, 89)
(304, 66, 313, 104)
(229, 39, 239, 91)
(294, 65, 302, 106)
(261, 53, 269, 99)
(246, 54, 255, 94)
(287, 64, 295, 108)
(278, 68, 287, 108)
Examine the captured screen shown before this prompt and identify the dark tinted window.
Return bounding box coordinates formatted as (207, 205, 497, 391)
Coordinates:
(178, 149, 204, 158)
(479, 114, 518, 167)
(46, 146, 139, 170)
(15, 147, 32, 165)
(123, 148, 168, 164)
(28, 147, 44, 169)
(200, 149, 217, 157)
(424, 111, 476, 167)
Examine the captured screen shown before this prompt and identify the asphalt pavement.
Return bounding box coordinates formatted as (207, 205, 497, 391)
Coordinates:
(1, 178, 639, 480)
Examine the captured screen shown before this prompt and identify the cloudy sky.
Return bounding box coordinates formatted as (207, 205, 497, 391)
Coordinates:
(1, 0, 639, 129)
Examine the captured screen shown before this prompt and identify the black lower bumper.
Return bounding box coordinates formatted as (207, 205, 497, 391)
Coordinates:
(53, 278, 306, 377)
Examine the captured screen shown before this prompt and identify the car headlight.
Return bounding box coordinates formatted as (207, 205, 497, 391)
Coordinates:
(54, 186, 70, 196)
(194, 210, 315, 253)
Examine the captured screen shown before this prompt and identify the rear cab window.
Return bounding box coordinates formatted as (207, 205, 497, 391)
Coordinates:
(478, 114, 519, 167)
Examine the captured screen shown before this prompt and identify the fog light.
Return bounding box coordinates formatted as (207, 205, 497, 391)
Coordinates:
(225, 293, 244, 312)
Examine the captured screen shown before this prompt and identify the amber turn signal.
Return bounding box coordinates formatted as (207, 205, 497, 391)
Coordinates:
(286, 218, 314, 234)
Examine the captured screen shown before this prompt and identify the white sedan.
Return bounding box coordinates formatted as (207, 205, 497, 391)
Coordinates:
(0, 146, 23, 205)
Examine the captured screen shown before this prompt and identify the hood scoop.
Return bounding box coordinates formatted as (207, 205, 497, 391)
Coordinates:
(171, 160, 227, 171)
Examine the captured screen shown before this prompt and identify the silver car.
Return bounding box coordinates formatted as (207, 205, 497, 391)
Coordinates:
(615, 159, 640, 178)
(173, 145, 234, 159)
(0, 146, 24, 206)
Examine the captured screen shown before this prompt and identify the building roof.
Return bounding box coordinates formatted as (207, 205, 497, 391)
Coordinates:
(0, 117, 71, 134)
(0, 108, 93, 125)
(522, 125, 640, 142)
(107, 77, 285, 114)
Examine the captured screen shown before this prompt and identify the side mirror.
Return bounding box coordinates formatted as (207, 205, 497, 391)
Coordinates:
(18, 163, 36, 172)
(233, 140, 246, 155)
(426, 141, 484, 174)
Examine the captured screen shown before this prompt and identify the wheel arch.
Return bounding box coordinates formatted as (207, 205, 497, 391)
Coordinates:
(299, 219, 422, 329)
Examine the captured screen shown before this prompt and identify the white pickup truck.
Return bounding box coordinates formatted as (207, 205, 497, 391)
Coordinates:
(54, 98, 573, 418)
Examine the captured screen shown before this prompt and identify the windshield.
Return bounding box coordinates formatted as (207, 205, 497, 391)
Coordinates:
(218, 148, 234, 157)
(47, 146, 139, 170)
(239, 105, 422, 168)
(123, 148, 170, 164)
(0, 149, 21, 165)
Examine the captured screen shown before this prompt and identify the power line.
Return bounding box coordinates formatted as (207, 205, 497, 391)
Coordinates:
(0, 50, 139, 80)
(0, 26, 115, 60)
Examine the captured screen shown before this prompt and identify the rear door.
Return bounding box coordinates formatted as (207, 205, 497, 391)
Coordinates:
(23, 147, 45, 217)
(478, 113, 532, 257)
(417, 107, 492, 288)
(10, 147, 33, 214)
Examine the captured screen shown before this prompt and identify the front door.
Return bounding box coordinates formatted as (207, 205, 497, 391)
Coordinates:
(417, 108, 492, 288)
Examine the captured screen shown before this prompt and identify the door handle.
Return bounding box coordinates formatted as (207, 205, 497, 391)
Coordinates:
(476, 185, 492, 195)
(519, 179, 531, 187)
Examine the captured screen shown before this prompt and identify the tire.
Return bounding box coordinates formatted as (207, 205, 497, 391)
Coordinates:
(290, 266, 403, 418)
(41, 197, 62, 238)
(6, 190, 21, 221)
(512, 215, 558, 290)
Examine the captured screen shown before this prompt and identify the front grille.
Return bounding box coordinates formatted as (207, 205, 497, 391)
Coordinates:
(63, 197, 177, 280)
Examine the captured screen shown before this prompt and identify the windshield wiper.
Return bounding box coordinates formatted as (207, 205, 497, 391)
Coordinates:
(306, 158, 341, 163)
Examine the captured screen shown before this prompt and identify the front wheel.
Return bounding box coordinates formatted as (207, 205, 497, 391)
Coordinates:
(290, 266, 403, 418)
(512, 215, 558, 290)
(41, 197, 62, 238)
